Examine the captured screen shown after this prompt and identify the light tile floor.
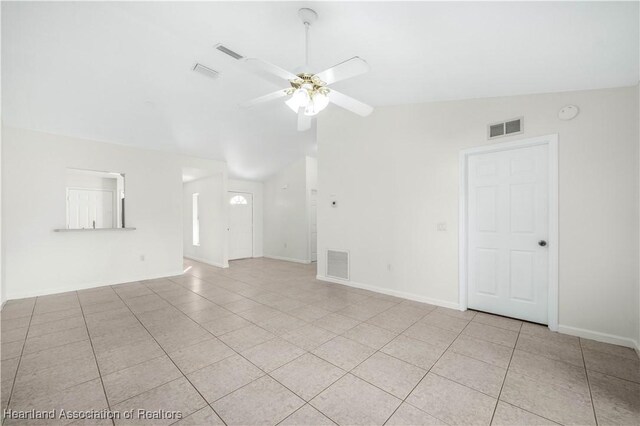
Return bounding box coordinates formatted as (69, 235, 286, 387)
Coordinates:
(1, 258, 639, 425)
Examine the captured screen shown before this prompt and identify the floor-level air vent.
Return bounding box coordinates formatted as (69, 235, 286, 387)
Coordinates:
(215, 44, 244, 60)
(193, 63, 220, 80)
(488, 117, 523, 140)
(327, 250, 349, 280)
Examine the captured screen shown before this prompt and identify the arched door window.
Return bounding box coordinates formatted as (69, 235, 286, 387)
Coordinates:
(229, 195, 248, 205)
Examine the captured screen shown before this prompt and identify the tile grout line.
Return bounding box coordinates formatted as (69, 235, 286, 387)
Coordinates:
(381, 310, 478, 426)
(270, 299, 421, 424)
(169, 265, 390, 324)
(109, 286, 228, 426)
(154, 265, 419, 425)
(11, 260, 625, 426)
(579, 338, 599, 426)
(488, 322, 521, 425)
(275, 403, 339, 426)
(146, 274, 337, 424)
(300, 307, 433, 425)
(480, 323, 604, 426)
(162, 281, 343, 425)
(76, 291, 116, 426)
(490, 328, 569, 426)
(141, 274, 356, 424)
(2, 299, 37, 425)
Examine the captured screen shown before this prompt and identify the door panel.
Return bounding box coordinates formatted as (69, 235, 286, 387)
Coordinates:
(467, 144, 549, 324)
(67, 189, 114, 229)
(475, 248, 498, 296)
(228, 192, 253, 260)
(509, 250, 535, 301)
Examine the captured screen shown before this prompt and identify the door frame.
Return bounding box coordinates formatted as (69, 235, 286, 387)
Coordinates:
(308, 188, 318, 263)
(228, 191, 254, 260)
(458, 134, 559, 331)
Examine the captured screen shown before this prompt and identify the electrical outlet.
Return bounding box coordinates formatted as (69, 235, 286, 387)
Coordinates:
(437, 222, 447, 231)
(140, 255, 145, 261)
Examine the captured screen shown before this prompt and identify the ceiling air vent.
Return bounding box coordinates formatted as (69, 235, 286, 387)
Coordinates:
(192, 63, 220, 80)
(327, 250, 350, 281)
(215, 44, 244, 60)
(487, 117, 523, 140)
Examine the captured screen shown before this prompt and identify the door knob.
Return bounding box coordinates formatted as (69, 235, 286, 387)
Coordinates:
(538, 240, 547, 247)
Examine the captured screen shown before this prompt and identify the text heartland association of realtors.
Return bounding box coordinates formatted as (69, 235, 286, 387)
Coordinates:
(3, 409, 183, 421)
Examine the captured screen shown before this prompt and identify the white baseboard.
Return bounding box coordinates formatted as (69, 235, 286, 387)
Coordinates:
(264, 255, 311, 265)
(316, 274, 460, 310)
(558, 324, 640, 351)
(316, 275, 639, 352)
(184, 255, 228, 269)
(5, 269, 183, 301)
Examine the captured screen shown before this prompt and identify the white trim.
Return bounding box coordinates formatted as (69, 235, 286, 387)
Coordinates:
(558, 324, 640, 351)
(264, 255, 311, 265)
(308, 188, 318, 263)
(228, 191, 254, 260)
(5, 269, 183, 300)
(184, 255, 228, 269)
(459, 134, 559, 330)
(317, 275, 460, 310)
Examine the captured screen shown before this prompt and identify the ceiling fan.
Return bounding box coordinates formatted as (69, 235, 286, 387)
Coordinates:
(230, 8, 373, 131)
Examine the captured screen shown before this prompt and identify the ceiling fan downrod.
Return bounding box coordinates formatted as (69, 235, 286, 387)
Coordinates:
(298, 8, 318, 71)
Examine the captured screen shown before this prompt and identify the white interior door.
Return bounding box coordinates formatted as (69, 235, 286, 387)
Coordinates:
(67, 189, 114, 229)
(467, 144, 549, 324)
(228, 192, 253, 260)
(310, 189, 318, 262)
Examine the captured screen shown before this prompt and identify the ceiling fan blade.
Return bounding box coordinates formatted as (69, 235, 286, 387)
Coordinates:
(328, 90, 373, 117)
(243, 58, 299, 86)
(297, 108, 312, 131)
(239, 90, 288, 108)
(315, 57, 370, 85)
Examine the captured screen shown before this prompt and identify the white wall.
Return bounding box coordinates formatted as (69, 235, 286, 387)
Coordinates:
(228, 179, 264, 258)
(2, 126, 226, 299)
(0, 122, 3, 305)
(264, 156, 315, 263)
(183, 174, 227, 268)
(317, 85, 639, 348)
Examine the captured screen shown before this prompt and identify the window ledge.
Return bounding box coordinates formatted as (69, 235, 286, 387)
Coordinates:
(54, 228, 137, 232)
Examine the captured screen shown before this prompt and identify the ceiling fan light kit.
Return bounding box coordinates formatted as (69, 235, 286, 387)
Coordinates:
(219, 8, 373, 131)
(285, 74, 330, 116)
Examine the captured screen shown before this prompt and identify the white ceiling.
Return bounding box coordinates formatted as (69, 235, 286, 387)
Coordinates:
(2, 2, 638, 180)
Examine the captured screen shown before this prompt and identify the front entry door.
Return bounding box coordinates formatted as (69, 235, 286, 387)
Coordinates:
(467, 143, 549, 324)
(228, 192, 253, 260)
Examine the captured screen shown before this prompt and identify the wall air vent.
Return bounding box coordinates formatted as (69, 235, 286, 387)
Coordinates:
(192, 63, 220, 80)
(487, 117, 523, 140)
(215, 44, 244, 60)
(327, 250, 350, 281)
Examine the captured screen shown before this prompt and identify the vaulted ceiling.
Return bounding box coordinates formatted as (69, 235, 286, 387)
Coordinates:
(3, 2, 638, 179)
